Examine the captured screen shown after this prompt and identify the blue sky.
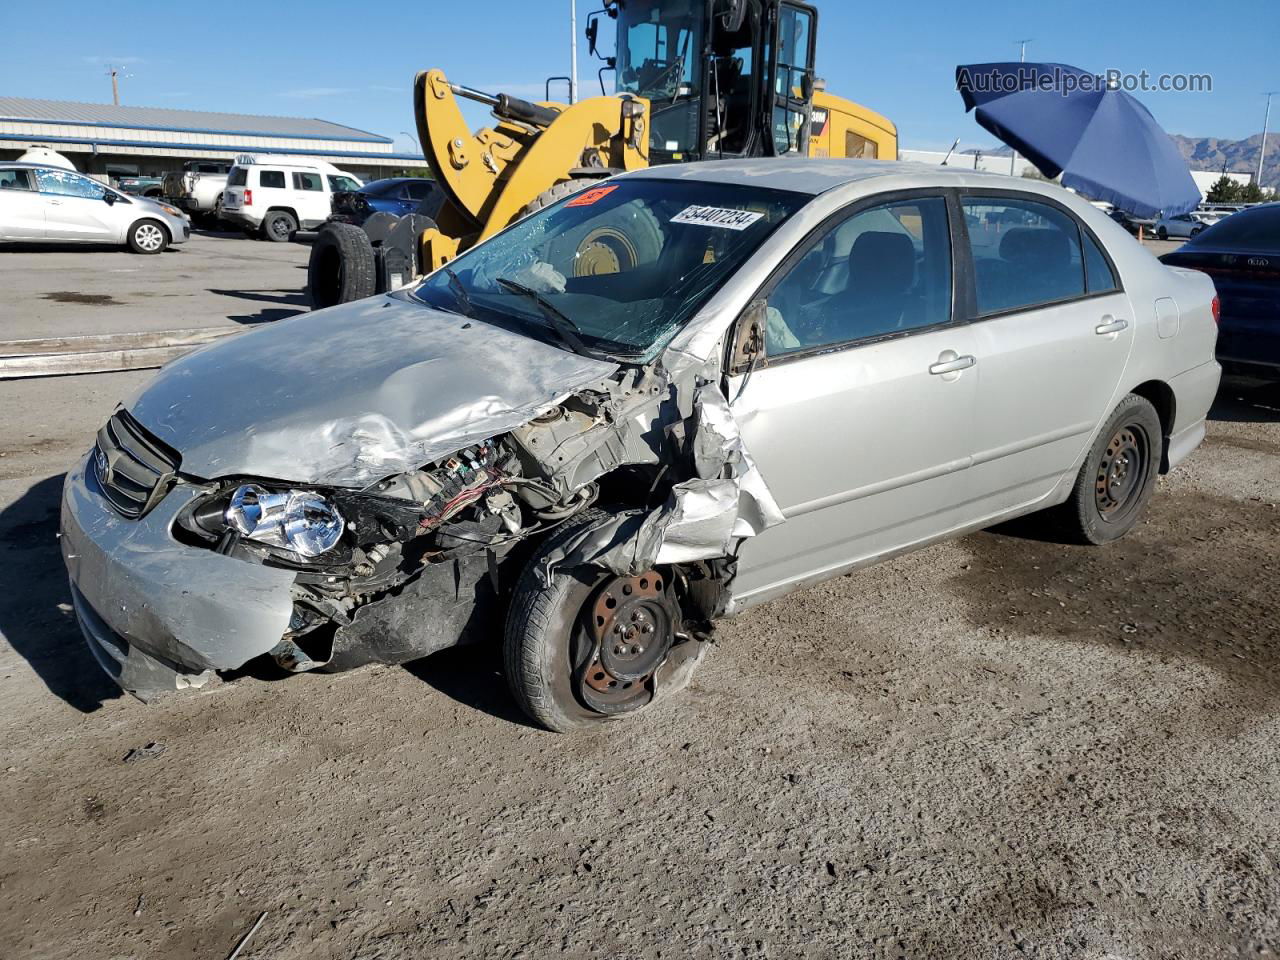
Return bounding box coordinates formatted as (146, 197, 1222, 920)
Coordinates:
(1, 0, 1274, 156)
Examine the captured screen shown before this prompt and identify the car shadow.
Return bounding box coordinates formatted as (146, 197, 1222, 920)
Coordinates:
(224, 307, 307, 326)
(0, 474, 121, 712)
(1209, 374, 1280, 423)
(207, 288, 309, 306)
(402, 643, 541, 730)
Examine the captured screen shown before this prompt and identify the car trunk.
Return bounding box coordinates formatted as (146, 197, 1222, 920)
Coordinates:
(1163, 247, 1279, 365)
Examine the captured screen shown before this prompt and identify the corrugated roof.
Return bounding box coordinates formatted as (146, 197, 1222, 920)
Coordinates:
(0, 96, 391, 143)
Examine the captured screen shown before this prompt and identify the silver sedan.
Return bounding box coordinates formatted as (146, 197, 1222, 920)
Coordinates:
(60, 159, 1219, 731)
(0, 162, 190, 253)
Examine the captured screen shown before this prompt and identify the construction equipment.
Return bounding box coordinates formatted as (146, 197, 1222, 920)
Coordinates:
(307, 0, 897, 307)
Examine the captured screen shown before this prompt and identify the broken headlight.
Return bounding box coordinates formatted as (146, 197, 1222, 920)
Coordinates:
(225, 484, 345, 558)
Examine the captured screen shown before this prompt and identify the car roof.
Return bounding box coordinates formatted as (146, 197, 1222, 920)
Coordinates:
(621, 157, 1050, 196)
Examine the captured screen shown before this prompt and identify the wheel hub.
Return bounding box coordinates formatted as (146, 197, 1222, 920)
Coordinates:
(1095, 426, 1145, 515)
(579, 571, 678, 713)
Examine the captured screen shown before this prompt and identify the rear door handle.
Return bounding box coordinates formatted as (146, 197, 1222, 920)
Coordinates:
(929, 354, 977, 375)
(1095, 317, 1129, 335)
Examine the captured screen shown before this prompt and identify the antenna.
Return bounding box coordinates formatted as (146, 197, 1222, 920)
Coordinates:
(941, 137, 961, 165)
(104, 64, 133, 106)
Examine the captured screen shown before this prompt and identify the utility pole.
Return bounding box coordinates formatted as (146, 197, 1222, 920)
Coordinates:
(1259, 91, 1278, 189)
(108, 66, 120, 106)
(1011, 39, 1032, 176)
(570, 0, 579, 105)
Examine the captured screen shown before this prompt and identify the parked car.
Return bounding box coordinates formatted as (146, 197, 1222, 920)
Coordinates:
(328, 177, 440, 227)
(115, 175, 166, 198)
(1160, 202, 1280, 376)
(1108, 209, 1142, 235)
(221, 157, 362, 241)
(0, 162, 190, 253)
(1155, 212, 1207, 240)
(60, 159, 1219, 731)
(163, 160, 233, 221)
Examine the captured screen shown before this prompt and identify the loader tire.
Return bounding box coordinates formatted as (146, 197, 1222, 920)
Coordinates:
(525, 179, 664, 278)
(307, 222, 376, 309)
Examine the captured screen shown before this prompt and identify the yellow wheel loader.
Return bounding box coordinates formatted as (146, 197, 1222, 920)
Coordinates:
(307, 0, 897, 308)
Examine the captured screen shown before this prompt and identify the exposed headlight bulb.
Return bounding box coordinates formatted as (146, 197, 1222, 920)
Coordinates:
(225, 484, 344, 558)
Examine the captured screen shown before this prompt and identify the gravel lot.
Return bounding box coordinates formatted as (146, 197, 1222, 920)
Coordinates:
(0, 234, 1277, 960)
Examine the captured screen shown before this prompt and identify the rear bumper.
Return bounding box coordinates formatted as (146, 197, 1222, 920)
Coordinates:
(221, 209, 259, 229)
(1166, 359, 1222, 471)
(60, 454, 296, 699)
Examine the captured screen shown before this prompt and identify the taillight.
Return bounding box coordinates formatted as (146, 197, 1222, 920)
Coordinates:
(244, 189, 253, 206)
(1211, 295, 1220, 325)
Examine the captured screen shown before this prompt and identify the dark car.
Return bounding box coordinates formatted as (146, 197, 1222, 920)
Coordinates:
(1160, 203, 1280, 376)
(329, 177, 440, 227)
(1109, 209, 1142, 236)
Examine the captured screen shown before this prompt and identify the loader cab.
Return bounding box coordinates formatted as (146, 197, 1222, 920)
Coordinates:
(595, 0, 818, 163)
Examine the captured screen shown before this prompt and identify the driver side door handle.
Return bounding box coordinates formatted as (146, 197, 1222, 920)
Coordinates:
(1095, 317, 1129, 335)
(929, 354, 977, 375)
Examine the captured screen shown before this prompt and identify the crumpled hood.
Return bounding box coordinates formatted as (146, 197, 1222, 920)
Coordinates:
(127, 294, 618, 487)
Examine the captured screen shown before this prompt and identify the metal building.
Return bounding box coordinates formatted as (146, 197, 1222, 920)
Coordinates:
(0, 96, 425, 181)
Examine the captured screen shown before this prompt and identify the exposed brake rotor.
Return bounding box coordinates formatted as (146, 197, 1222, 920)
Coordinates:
(577, 570, 679, 715)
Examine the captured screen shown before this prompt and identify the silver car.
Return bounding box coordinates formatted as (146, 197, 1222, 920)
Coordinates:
(0, 162, 190, 253)
(60, 159, 1220, 731)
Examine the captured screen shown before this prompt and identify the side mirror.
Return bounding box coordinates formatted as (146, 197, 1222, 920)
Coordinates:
(103, 192, 117, 205)
(718, 0, 747, 33)
(731, 299, 768, 373)
(585, 16, 599, 58)
(801, 73, 815, 101)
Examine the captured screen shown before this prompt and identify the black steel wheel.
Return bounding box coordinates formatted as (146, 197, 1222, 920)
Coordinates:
(1057, 394, 1162, 545)
(504, 508, 706, 732)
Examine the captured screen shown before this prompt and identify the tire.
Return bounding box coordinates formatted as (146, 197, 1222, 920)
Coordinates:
(1055, 394, 1162, 545)
(127, 219, 168, 255)
(262, 210, 298, 243)
(523, 179, 664, 278)
(307, 222, 376, 308)
(1157, 226, 1169, 240)
(504, 507, 695, 733)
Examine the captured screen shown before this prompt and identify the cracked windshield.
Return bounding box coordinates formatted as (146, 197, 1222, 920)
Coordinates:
(412, 178, 804, 361)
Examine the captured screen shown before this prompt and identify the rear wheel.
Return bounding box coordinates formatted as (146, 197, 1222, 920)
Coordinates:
(1157, 226, 1169, 240)
(307, 222, 376, 308)
(1055, 394, 1162, 545)
(262, 210, 297, 243)
(127, 219, 168, 254)
(522, 180, 663, 278)
(504, 508, 706, 732)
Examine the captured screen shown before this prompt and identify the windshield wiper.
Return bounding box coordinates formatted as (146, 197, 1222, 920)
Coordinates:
(443, 267, 474, 317)
(494, 277, 599, 358)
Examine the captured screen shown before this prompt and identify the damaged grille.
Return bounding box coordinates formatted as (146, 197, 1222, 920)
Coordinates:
(93, 410, 180, 519)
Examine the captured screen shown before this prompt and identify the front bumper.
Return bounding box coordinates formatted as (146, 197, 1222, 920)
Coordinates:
(60, 454, 296, 700)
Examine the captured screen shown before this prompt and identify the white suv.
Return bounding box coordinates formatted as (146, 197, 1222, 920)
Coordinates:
(221, 157, 362, 241)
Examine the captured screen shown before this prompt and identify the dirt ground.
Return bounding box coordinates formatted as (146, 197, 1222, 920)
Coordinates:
(1, 235, 1277, 959)
(0, 371, 1276, 960)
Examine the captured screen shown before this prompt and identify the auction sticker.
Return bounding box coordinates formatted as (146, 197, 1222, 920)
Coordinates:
(566, 185, 620, 207)
(670, 205, 764, 230)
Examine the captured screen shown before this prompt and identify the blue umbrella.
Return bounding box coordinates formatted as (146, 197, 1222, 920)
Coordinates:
(956, 62, 1200, 218)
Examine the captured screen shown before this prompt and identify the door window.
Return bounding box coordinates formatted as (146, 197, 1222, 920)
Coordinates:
(258, 170, 286, 189)
(34, 169, 107, 199)
(1082, 231, 1118, 294)
(771, 6, 813, 154)
(293, 172, 323, 191)
(961, 197, 1085, 314)
(0, 169, 33, 191)
(765, 196, 953, 356)
(327, 175, 360, 192)
(405, 180, 434, 200)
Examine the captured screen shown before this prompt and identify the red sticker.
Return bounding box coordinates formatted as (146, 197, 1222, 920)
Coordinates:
(565, 184, 619, 207)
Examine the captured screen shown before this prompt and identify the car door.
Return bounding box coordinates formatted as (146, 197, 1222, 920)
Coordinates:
(0, 168, 46, 239)
(726, 193, 980, 605)
(959, 194, 1135, 516)
(292, 171, 325, 225)
(33, 168, 121, 241)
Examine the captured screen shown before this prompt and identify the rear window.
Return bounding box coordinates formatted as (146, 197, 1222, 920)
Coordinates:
(1190, 207, 1280, 252)
(227, 167, 247, 187)
(259, 170, 286, 189)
